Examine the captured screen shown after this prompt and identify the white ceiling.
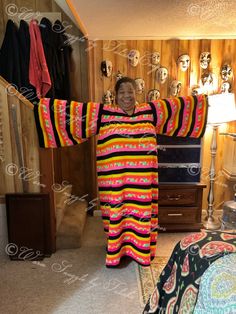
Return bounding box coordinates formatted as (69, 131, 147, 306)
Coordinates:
(55, 0, 236, 39)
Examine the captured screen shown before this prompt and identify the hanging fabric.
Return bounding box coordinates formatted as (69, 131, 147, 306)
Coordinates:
(53, 20, 72, 100)
(0, 19, 21, 88)
(39, 17, 56, 98)
(29, 19, 51, 98)
(18, 20, 38, 103)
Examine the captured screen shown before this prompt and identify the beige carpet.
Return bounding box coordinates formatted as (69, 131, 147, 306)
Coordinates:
(0, 216, 189, 314)
(136, 256, 169, 307)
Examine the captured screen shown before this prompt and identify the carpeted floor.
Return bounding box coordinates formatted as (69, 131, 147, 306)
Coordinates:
(0, 216, 189, 314)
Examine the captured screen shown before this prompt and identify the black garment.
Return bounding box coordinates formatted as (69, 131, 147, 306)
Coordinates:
(18, 20, 38, 104)
(39, 18, 72, 100)
(39, 17, 55, 98)
(53, 20, 72, 100)
(0, 19, 21, 88)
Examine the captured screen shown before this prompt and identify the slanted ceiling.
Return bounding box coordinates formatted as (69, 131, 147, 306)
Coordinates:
(55, 0, 236, 39)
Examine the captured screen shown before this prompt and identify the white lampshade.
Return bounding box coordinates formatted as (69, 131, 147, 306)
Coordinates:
(207, 93, 236, 125)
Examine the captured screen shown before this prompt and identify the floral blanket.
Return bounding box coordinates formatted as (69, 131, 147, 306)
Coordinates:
(143, 231, 236, 314)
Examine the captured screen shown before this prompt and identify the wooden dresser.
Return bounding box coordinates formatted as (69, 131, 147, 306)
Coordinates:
(158, 183, 206, 232)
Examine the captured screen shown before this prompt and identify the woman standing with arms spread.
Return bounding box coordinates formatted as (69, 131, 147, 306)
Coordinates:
(34, 77, 208, 267)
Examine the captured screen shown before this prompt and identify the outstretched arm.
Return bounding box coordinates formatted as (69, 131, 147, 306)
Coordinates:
(34, 98, 103, 148)
(150, 94, 208, 138)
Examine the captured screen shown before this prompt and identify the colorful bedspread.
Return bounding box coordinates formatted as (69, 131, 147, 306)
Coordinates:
(194, 253, 236, 314)
(143, 231, 236, 314)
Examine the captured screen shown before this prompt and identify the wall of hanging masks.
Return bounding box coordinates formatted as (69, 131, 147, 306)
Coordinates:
(95, 39, 235, 104)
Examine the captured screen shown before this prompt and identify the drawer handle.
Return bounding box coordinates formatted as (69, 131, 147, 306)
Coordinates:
(167, 213, 183, 216)
(167, 194, 181, 201)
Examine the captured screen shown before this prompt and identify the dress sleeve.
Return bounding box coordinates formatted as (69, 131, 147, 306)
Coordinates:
(34, 98, 103, 148)
(150, 94, 208, 138)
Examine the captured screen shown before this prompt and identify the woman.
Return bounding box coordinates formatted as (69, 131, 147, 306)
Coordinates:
(34, 77, 208, 267)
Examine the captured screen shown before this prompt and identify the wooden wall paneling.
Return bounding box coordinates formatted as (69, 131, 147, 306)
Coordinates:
(215, 123, 228, 207)
(208, 40, 220, 93)
(210, 40, 223, 86)
(0, 0, 5, 45)
(2, 0, 16, 26)
(167, 40, 177, 97)
(0, 84, 15, 194)
(80, 37, 89, 101)
(126, 40, 137, 80)
(223, 39, 234, 63)
(143, 40, 152, 100)
(152, 40, 162, 91)
(93, 41, 103, 101)
(229, 41, 236, 93)
(39, 148, 56, 252)
(70, 35, 82, 100)
(35, 0, 52, 12)
(189, 40, 200, 92)
(160, 40, 171, 97)
(177, 40, 190, 96)
(200, 39, 211, 53)
(16, 0, 35, 11)
(112, 40, 127, 93)
(88, 40, 96, 101)
(7, 95, 25, 192)
(102, 40, 114, 98)
(19, 99, 40, 192)
(137, 40, 147, 104)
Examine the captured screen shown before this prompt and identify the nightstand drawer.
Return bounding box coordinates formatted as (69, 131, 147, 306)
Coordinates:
(158, 189, 197, 206)
(158, 207, 198, 224)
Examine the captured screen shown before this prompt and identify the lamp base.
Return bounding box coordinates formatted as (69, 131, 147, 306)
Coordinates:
(203, 215, 221, 230)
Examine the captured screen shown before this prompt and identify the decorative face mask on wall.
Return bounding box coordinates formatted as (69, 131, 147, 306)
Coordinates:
(116, 71, 123, 82)
(156, 67, 168, 84)
(128, 49, 140, 67)
(151, 52, 160, 65)
(101, 60, 113, 77)
(221, 81, 231, 93)
(191, 85, 201, 96)
(135, 78, 145, 94)
(103, 90, 114, 104)
(177, 54, 190, 72)
(147, 89, 160, 101)
(201, 72, 213, 86)
(220, 64, 232, 81)
(199, 52, 211, 69)
(170, 80, 182, 97)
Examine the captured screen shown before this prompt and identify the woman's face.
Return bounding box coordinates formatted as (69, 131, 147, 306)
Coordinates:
(116, 82, 136, 114)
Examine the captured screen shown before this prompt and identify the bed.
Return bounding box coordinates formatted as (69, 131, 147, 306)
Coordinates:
(143, 230, 236, 314)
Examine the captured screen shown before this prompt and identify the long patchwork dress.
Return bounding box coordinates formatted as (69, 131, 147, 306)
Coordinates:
(34, 94, 208, 267)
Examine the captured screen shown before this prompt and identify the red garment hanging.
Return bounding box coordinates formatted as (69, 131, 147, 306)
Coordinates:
(29, 19, 51, 98)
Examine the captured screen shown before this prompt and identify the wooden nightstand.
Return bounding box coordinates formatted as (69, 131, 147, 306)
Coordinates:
(158, 183, 206, 232)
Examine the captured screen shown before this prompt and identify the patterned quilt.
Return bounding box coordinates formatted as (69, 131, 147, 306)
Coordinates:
(143, 231, 236, 314)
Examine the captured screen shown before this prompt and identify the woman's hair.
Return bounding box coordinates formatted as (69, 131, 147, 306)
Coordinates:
(115, 77, 136, 93)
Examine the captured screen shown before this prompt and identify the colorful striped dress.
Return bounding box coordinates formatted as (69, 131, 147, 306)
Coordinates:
(34, 95, 208, 267)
